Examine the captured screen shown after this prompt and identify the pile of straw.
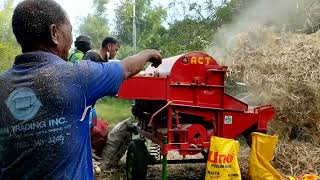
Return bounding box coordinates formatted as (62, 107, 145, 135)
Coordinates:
(303, 0, 320, 33)
(238, 145, 250, 180)
(219, 27, 320, 144)
(274, 140, 320, 176)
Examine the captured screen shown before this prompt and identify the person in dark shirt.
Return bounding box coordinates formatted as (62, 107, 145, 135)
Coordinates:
(0, 0, 161, 179)
(83, 36, 120, 62)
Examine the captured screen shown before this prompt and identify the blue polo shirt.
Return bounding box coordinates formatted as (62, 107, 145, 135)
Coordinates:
(0, 51, 124, 179)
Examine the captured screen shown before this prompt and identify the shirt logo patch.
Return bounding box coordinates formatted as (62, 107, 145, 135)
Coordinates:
(5, 87, 42, 121)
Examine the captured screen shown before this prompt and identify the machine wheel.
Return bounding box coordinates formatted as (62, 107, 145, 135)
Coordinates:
(126, 139, 149, 180)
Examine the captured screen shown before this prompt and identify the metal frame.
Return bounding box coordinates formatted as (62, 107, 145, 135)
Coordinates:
(118, 52, 275, 179)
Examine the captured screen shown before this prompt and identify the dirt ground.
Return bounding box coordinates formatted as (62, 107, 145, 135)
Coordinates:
(96, 145, 251, 180)
(97, 163, 206, 180)
(97, 139, 320, 180)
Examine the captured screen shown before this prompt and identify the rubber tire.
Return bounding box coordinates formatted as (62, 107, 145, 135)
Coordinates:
(126, 139, 148, 180)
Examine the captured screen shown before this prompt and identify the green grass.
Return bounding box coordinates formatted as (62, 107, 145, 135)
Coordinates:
(94, 97, 132, 126)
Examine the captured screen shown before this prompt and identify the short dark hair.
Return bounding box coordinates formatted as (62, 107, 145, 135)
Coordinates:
(12, 0, 68, 52)
(101, 37, 119, 48)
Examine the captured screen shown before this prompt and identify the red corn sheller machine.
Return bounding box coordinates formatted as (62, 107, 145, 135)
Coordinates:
(118, 52, 275, 179)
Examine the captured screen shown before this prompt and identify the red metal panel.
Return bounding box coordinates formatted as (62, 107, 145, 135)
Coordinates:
(221, 111, 257, 139)
(255, 105, 275, 131)
(167, 105, 173, 144)
(118, 77, 167, 100)
(168, 85, 225, 108)
(207, 68, 227, 85)
(223, 94, 248, 111)
(196, 87, 224, 108)
(169, 52, 220, 85)
(172, 105, 218, 120)
(167, 52, 228, 109)
(167, 85, 194, 104)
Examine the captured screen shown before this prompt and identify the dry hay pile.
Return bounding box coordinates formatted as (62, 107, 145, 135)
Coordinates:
(304, 0, 320, 33)
(219, 27, 320, 144)
(274, 140, 320, 176)
(238, 145, 250, 180)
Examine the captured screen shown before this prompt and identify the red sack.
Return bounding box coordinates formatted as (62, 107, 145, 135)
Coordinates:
(90, 118, 108, 156)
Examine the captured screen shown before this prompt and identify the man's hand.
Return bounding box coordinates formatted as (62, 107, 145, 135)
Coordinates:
(141, 49, 162, 68)
(121, 49, 162, 79)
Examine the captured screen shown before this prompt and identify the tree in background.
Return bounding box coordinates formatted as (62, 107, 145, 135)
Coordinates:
(79, 0, 110, 49)
(0, 0, 20, 72)
(62, 0, 320, 61)
(110, 0, 248, 58)
(113, 0, 167, 59)
(156, 18, 214, 57)
(156, 0, 244, 57)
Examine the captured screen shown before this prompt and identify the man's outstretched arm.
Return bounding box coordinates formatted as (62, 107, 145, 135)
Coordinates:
(121, 49, 162, 79)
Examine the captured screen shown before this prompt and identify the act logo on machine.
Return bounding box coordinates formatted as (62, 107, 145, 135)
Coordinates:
(190, 56, 212, 65)
(5, 87, 42, 121)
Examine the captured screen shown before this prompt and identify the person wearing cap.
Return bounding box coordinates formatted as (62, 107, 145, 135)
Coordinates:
(68, 35, 92, 63)
(83, 36, 120, 62)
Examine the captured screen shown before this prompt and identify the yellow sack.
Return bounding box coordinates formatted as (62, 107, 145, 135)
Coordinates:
(286, 174, 320, 180)
(302, 174, 320, 180)
(205, 136, 241, 180)
(249, 132, 282, 180)
(286, 177, 296, 180)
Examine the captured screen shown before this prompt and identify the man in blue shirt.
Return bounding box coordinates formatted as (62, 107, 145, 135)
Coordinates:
(0, 0, 161, 179)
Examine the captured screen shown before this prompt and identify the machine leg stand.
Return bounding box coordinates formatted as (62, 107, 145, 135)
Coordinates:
(162, 136, 168, 180)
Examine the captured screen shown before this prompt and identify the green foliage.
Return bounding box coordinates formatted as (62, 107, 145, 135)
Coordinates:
(116, 44, 133, 60)
(158, 18, 216, 57)
(78, 0, 110, 49)
(0, 43, 19, 71)
(95, 97, 132, 126)
(0, 0, 20, 72)
(114, 0, 167, 54)
(112, 0, 242, 58)
(93, 0, 109, 17)
(212, 0, 242, 27)
(79, 15, 109, 49)
(155, 0, 248, 58)
(138, 6, 167, 48)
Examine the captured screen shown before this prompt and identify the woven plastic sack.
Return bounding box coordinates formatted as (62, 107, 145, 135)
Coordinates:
(90, 119, 108, 156)
(100, 118, 133, 169)
(205, 136, 241, 180)
(249, 132, 282, 180)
